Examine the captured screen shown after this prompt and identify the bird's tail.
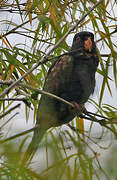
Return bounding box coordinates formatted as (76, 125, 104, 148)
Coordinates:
(22, 127, 45, 166)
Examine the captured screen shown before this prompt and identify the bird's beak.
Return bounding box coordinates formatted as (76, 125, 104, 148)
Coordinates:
(84, 37, 92, 52)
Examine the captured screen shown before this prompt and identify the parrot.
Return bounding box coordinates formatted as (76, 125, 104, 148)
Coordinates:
(23, 31, 99, 164)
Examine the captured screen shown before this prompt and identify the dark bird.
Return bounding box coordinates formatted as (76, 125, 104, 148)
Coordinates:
(23, 31, 99, 164)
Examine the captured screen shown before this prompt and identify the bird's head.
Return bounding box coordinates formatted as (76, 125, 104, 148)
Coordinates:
(71, 31, 96, 54)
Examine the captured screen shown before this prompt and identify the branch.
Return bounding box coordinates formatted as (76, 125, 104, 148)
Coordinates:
(1, 80, 117, 138)
(0, 125, 39, 144)
(0, 103, 21, 119)
(0, 116, 116, 144)
(0, 16, 38, 39)
(0, 0, 103, 98)
(0, 79, 77, 109)
(0, 98, 26, 101)
(0, 112, 19, 129)
(0, 80, 114, 122)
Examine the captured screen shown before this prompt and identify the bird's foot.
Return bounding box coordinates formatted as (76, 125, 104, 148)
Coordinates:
(71, 102, 87, 113)
(71, 101, 81, 111)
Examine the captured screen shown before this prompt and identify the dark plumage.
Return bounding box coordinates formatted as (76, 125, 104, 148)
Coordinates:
(23, 31, 99, 164)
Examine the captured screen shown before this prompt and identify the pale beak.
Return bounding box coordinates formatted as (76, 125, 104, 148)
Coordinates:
(84, 37, 93, 52)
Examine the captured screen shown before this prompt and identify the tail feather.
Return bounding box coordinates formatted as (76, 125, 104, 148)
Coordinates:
(22, 127, 45, 166)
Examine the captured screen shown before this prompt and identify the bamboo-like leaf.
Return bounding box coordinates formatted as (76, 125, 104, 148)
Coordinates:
(25, 0, 32, 25)
(49, 6, 56, 27)
(76, 116, 85, 140)
(1, 49, 40, 86)
(15, 0, 23, 21)
(0, 35, 10, 48)
(105, 0, 109, 9)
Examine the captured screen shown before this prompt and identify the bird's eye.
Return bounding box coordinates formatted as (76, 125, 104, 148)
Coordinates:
(76, 37, 81, 42)
(90, 35, 94, 40)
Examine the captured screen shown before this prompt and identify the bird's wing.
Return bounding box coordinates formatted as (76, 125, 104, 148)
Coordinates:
(43, 54, 73, 95)
(36, 54, 74, 128)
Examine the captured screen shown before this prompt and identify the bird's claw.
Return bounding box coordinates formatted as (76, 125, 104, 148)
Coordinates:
(71, 101, 87, 113)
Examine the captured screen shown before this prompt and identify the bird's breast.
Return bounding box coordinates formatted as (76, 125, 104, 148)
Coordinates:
(65, 58, 96, 104)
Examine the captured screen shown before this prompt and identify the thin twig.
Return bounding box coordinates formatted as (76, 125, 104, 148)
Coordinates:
(0, 98, 26, 101)
(0, 16, 38, 39)
(0, 115, 116, 144)
(0, 79, 112, 121)
(0, 103, 21, 119)
(0, 125, 39, 144)
(0, 0, 103, 98)
(0, 112, 19, 129)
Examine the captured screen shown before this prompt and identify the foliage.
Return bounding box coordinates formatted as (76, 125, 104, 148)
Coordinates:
(0, 0, 117, 179)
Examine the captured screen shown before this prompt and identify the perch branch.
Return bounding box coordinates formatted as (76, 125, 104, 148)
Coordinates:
(0, 79, 116, 139)
(0, 79, 112, 122)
